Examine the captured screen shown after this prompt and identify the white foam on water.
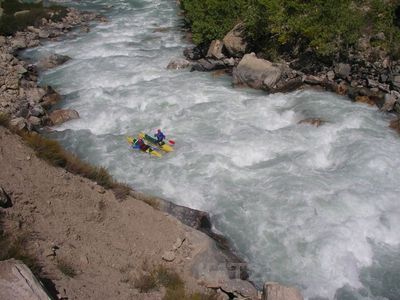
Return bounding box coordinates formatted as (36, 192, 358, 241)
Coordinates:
(27, 1, 400, 299)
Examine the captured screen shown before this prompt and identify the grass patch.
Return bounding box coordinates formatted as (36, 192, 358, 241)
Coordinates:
(135, 266, 218, 300)
(14, 131, 130, 199)
(0, 113, 10, 127)
(57, 259, 76, 278)
(2, 119, 132, 200)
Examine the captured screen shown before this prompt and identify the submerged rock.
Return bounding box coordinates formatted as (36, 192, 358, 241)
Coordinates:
(37, 53, 71, 70)
(49, 109, 79, 125)
(298, 118, 325, 127)
(166, 57, 191, 70)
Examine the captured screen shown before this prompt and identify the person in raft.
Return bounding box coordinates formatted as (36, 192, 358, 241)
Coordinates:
(135, 138, 150, 152)
(154, 129, 166, 145)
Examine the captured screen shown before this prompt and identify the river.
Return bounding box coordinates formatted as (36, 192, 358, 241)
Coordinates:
(23, 0, 400, 299)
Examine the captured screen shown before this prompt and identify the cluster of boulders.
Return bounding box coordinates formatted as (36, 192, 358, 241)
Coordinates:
(0, 8, 105, 132)
(168, 23, 400, 132)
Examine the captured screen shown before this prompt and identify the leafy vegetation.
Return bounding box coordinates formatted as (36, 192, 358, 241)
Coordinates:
(180, 0, 400, 58)
(0, 0, 67, 36)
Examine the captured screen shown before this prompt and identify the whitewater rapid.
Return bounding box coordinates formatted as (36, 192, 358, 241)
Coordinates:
(24, 0, 400, 299)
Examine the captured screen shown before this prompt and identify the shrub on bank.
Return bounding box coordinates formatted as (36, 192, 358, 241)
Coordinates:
(1, 120, 130, 200)
(180, 0, 400, 58)
(134, 265, 218, 300)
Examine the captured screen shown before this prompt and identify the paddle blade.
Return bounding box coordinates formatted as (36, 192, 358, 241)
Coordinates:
(168, 139, 175, 145)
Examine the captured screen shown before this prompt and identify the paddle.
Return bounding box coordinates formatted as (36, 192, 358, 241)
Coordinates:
(168, 139, 175, 145)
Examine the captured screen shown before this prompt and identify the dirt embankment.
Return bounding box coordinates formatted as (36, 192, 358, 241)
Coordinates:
(0, 126, 250, 299)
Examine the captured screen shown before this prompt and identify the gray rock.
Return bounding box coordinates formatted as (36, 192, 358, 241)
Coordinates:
(206, 40, 225, 60)
(191, 58, 229, 72)
(208, 279, 258, 299)
(303, 75, 325, 85)
(25, 88, 46, 102)
(162, 251, 176, 262)
(166, 58, 191, 70)
(27, 26, 41, 34)
(381, 94, 399, 112)
(28, 116, 41, 126)
(232, 53, 283, 90)
(373, 32, 386, 41)
(367, 78, 379, 88)
(31, 105, 45, 117)
(392, 75, 400, 89)
(10, 117, 26, 130)
(0, 259, 51, 300)
(37, 53, 71, 70)
(15, 65, 27, 75)
(28, 39, 40, 48)
(11, 38, 27, 49)
(38, 30, 49, 39)
(222, 57, 236, 67)
(49, 109, 79, 125)
(0, 187, 12, 208)
(262, 282, 303, 300)
(222, 23, 247, 58)
(334, 63, 351, 79)
(326, 70, 335, 81)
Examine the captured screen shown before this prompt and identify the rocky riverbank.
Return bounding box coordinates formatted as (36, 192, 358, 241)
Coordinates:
(0, 7, 106, 131)
(168, 22, 400, 134)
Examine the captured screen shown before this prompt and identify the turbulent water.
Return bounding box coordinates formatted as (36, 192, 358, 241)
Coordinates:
(24, 0, 400, 299)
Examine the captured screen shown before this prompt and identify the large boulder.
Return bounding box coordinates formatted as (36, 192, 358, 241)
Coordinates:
(232, 53, 283, 90)
(49, 109, 79, 125)
(334, 63, 351, 79)
(206, 40, 225, 60)
(262, 282, 303, 300)
(0, 259, 51, 300)
(222, 23, 247, 58)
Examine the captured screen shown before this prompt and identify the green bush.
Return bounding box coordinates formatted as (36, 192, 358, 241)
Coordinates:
(181, 0, 400, 58)
(180, 0, 247, 44)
